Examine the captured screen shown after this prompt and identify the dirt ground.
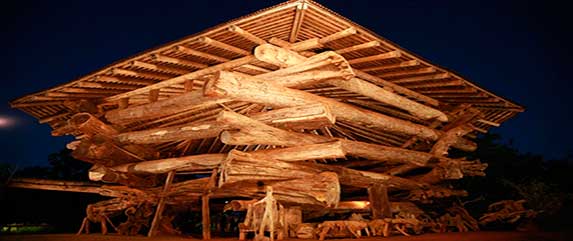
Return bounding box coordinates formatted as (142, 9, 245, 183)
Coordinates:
(1, 232, 571, 241)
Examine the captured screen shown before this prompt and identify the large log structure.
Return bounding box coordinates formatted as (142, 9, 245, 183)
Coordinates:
(9, 0, 523, 238)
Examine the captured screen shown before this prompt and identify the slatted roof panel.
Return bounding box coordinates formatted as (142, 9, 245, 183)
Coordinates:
(10, 0, 523, 144)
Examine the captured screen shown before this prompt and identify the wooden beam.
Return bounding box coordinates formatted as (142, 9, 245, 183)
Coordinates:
(378, 67, 436, 79)
(431, 124, 474, 156)
(289, 27, 357, 51)
(151, 54, 208, 69)
(7, 178, 117, 196)
(348, 51, 401, 65)
(197, 37, 250, 56)
(392, 73, 450, 84)
(217, 110, 450, 167)
(108, 68, 173, 80)
(254, 44, 447, 121)
(10, 101, 66, 108)
(111, 141, 346, 175)
(175, 45, 229, 62)
(477, 118, 501, 127)
(289, 2, 307, 43)
(95, 75, 156, 85)
(336, 41, 380, 55)
(148, 171, 175, 237)
(319, 27, 357, 44)
(288, 38, 322, 52)
(129, 60, 189, 75)
(361, 60, 419, 72)
(205, 71, 441, 140)
(114, 103, 335, 144)
(268, 37, 292, 48)
(227, 25, 267, 45)
(404, 79, 464, 89)
(38, 112, 70, 124)
(105, 90, 228, 125)
(68, 113, 118, 137)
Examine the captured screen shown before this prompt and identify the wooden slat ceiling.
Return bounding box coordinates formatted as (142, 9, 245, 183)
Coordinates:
(10, 0, 523, 153)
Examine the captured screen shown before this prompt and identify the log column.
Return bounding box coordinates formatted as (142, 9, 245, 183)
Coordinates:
(202, 170, 218, 240)
(148, 171, 176, 237)
(368, 184, 392, 219)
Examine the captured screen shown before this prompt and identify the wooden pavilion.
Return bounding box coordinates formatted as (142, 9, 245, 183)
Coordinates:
(9, 0, 524, 238)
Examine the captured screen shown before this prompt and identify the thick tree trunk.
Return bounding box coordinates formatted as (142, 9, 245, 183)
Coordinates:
(417, 159, 487, 184)
(431, 124, 475, 156)
(254, 44, 447, 122)
(218, 110, 445, 167)
(248, 141, 346, 162)
(105, 90, 228, 125)
(220, 150, 424, 192)
(69, 113, 118, 137)
(204, 71, 441, 141)
(217, 150, 340, 207)
(114, 103, 334, 145)
(72, 135, 157, 166)
(109, 141, 345, 175)
(112, 154, 225, 174)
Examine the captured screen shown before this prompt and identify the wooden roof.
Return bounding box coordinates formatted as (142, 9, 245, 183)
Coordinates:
(10, 0, 523, 151)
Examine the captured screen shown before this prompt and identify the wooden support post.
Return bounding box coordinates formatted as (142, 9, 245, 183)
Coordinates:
(368, 184, 392, 219)
(202, 195, 211, 240)
(202, 170, 218, 240)
(148, 171, 176, 237)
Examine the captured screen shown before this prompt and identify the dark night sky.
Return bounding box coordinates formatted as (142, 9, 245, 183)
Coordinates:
(0, 0, 571, 167)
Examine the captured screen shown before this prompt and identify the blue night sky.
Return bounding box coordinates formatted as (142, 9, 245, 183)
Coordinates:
(1, 0, 572, 167)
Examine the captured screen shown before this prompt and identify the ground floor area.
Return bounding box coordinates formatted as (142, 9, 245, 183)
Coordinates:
(1, 232, 571, 241)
